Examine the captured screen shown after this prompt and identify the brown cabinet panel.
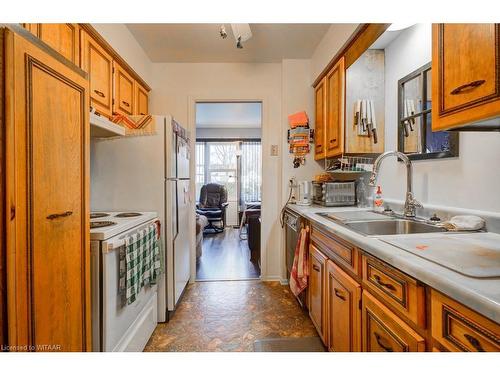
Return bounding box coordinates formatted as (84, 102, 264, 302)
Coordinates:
(327, 260, 361, 352)
(134, 82, 149, 115)
(362, 291, 425, 352)
(325, 57, 345, 158)
(5, 30, 91, 351)
(80, 30, 113, 118)
(36, 24, 80, 64)
(362, 255, 426, 328)
(431, 290, 500, 352)
(314, 78, 326, 160)
(432, 23, 500, 130)
(309, 244, 327, 344)
(113, 61, 135, 116)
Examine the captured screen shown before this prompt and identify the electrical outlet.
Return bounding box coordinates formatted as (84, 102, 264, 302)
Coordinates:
(270, 144, 279, 156)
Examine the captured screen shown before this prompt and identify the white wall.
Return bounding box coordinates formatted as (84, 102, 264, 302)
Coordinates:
(310, 24, 359, 83)
(380, 24, 500, 212)
(150, 62, 284, 280)
(91, 24, 153, 86)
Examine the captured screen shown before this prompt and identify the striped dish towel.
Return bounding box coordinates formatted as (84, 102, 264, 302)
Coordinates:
(111, 114, 156, 136)
(290, 226, 309, 297)
(119, 221, 162, 306)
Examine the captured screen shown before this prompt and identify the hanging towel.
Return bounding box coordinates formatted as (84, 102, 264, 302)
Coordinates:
(119, 221, 162, 306)
(290, 226, 310, 297)
(111, 114, 157, 136)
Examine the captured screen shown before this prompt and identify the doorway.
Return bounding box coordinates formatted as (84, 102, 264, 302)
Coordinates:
(194, 102, 262, 281)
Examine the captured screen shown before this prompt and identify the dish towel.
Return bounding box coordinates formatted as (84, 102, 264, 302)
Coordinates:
(119, 221, 162, 306)
(290, 226, 310, 297)
(437, 215, 485, 231)
(111, 114, 156, 136)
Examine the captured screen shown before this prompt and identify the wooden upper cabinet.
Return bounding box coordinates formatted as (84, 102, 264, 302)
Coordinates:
(432, 24, 500, 130)
(309, 244, 328, 345)
(325, 57, 345, 158)
(38, 24, 80, 64)
(314, 78, 326, 160)
(113, 61, 135, 116)
(5, 29, 91, 351)
(362, 291, 425, 352)
(134, 82, 149, 115)
(80, 30, 113, 118)
(327, 260, 361, 352)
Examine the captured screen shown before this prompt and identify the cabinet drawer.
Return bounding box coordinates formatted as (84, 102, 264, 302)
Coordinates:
(362, 255, 425, 327)
(431, 290, 500, 352)
(311, 225, 360, 276)
(362, 291, 425, 352)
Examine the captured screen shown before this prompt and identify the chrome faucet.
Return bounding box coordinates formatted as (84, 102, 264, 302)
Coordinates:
(369, 151, 422, 218)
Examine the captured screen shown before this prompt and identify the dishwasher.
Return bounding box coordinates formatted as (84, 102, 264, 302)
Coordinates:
(283, 208, 307, 307)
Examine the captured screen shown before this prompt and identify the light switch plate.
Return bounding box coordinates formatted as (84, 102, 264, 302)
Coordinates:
(270, 144, 279, 156)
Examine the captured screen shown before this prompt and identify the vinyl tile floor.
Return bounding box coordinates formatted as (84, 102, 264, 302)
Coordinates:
(144, 280, 318, 352)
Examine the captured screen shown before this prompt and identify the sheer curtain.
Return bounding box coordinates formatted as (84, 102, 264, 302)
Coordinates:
(240, 141, 262, 205)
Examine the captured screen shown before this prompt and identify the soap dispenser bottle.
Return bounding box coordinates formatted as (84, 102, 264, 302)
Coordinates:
(373, 185, 384, 212)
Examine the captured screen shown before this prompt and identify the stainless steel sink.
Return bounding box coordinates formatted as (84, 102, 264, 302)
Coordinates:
(344, 220, 447, 236)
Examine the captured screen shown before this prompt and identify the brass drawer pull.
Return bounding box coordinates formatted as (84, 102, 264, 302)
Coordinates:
(334, 288, 346, 301)
(450, 79, 486, 95)
(373, 274, 396, 291)
(329, 138, 337, 143)
(312, 264, 320, 272)
(94, 90, 105, 98)
(464, 333, 485, 352)
(47, 211, 73, 220)
(122, 101, 130, 107)
(374, 332, 393, 352)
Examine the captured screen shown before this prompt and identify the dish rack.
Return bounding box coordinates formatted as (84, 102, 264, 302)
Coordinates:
(326, 155, 373, 181)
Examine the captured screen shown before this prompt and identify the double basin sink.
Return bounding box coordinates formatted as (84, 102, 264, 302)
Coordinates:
(317, 210, 447, 236)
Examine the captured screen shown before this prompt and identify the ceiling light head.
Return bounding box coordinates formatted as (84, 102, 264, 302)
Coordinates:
(219, 25, 228, 39)
(236, 36, 243, 49)
(387, 23, 416, 31)
(231, 23, 252, 49)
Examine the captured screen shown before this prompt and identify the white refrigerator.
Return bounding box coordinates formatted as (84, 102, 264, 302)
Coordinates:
(90, 115, 191, 322)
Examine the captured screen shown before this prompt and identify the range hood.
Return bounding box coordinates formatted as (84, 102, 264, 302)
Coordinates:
(90, 112, 125, 138)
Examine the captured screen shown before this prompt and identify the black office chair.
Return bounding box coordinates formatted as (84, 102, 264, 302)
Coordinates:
(196, 183, 229, 234)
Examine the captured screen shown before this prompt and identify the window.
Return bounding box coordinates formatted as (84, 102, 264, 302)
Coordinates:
(398, 63, 459, 160)
(240, 141, 262, 204)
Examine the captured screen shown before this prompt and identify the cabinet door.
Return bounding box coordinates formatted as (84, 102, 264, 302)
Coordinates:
(432, 24, 500, 130)
(327, 260, 361, 352)
(5, 30, 91, 351)
(314, 78, 326, 160)
(362, 291, 425, 352)
(134, 81, 149, 115)
(325, 57, 345, 158)
(38, 24, 80, 64)
(113, 61, 135, 116)
(309, 244, 327, 344)
(80, 30, 113, 118)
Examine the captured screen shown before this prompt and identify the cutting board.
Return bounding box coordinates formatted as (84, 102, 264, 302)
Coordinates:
(382, 233, 500, 278)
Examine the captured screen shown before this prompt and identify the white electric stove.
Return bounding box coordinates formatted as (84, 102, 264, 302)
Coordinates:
(90, 211, 160, 352)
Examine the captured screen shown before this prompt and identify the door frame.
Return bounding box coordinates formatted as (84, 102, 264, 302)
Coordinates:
(188, 97, 266, 282)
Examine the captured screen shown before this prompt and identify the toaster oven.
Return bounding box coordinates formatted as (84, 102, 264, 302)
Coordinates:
(312, 181, 356, 206)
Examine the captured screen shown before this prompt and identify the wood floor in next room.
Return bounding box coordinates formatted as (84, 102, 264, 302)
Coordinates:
(144, 281, 318, 352)
(196, 227, 260, 280)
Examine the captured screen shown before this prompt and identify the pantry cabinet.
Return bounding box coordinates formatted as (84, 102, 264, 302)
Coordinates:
(326, 261, 361, 352)
(80, 30, 114, 118)
(135, 82, 149, 116)
(314, 78, 326, 160)
(432, 23, 500, 130)
(325, 57, 345, 158)
(113, 61, 135, 116)
(309, 244, 328, 344)
(4, 27, 91, 351)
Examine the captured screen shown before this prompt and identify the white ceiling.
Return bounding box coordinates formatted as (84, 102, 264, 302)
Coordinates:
(196, 102, 262, 129)
(126, 23, 331, 63)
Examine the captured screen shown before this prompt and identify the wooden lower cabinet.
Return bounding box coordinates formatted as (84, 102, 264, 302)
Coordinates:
(4, 28, 91, 351)
(326, 260, 361, 351)
(309, 244, 327, 344)
(362, 290, 425, 352)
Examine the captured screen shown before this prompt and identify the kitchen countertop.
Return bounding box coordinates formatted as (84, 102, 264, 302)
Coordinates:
(286, 203, 500, 324)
